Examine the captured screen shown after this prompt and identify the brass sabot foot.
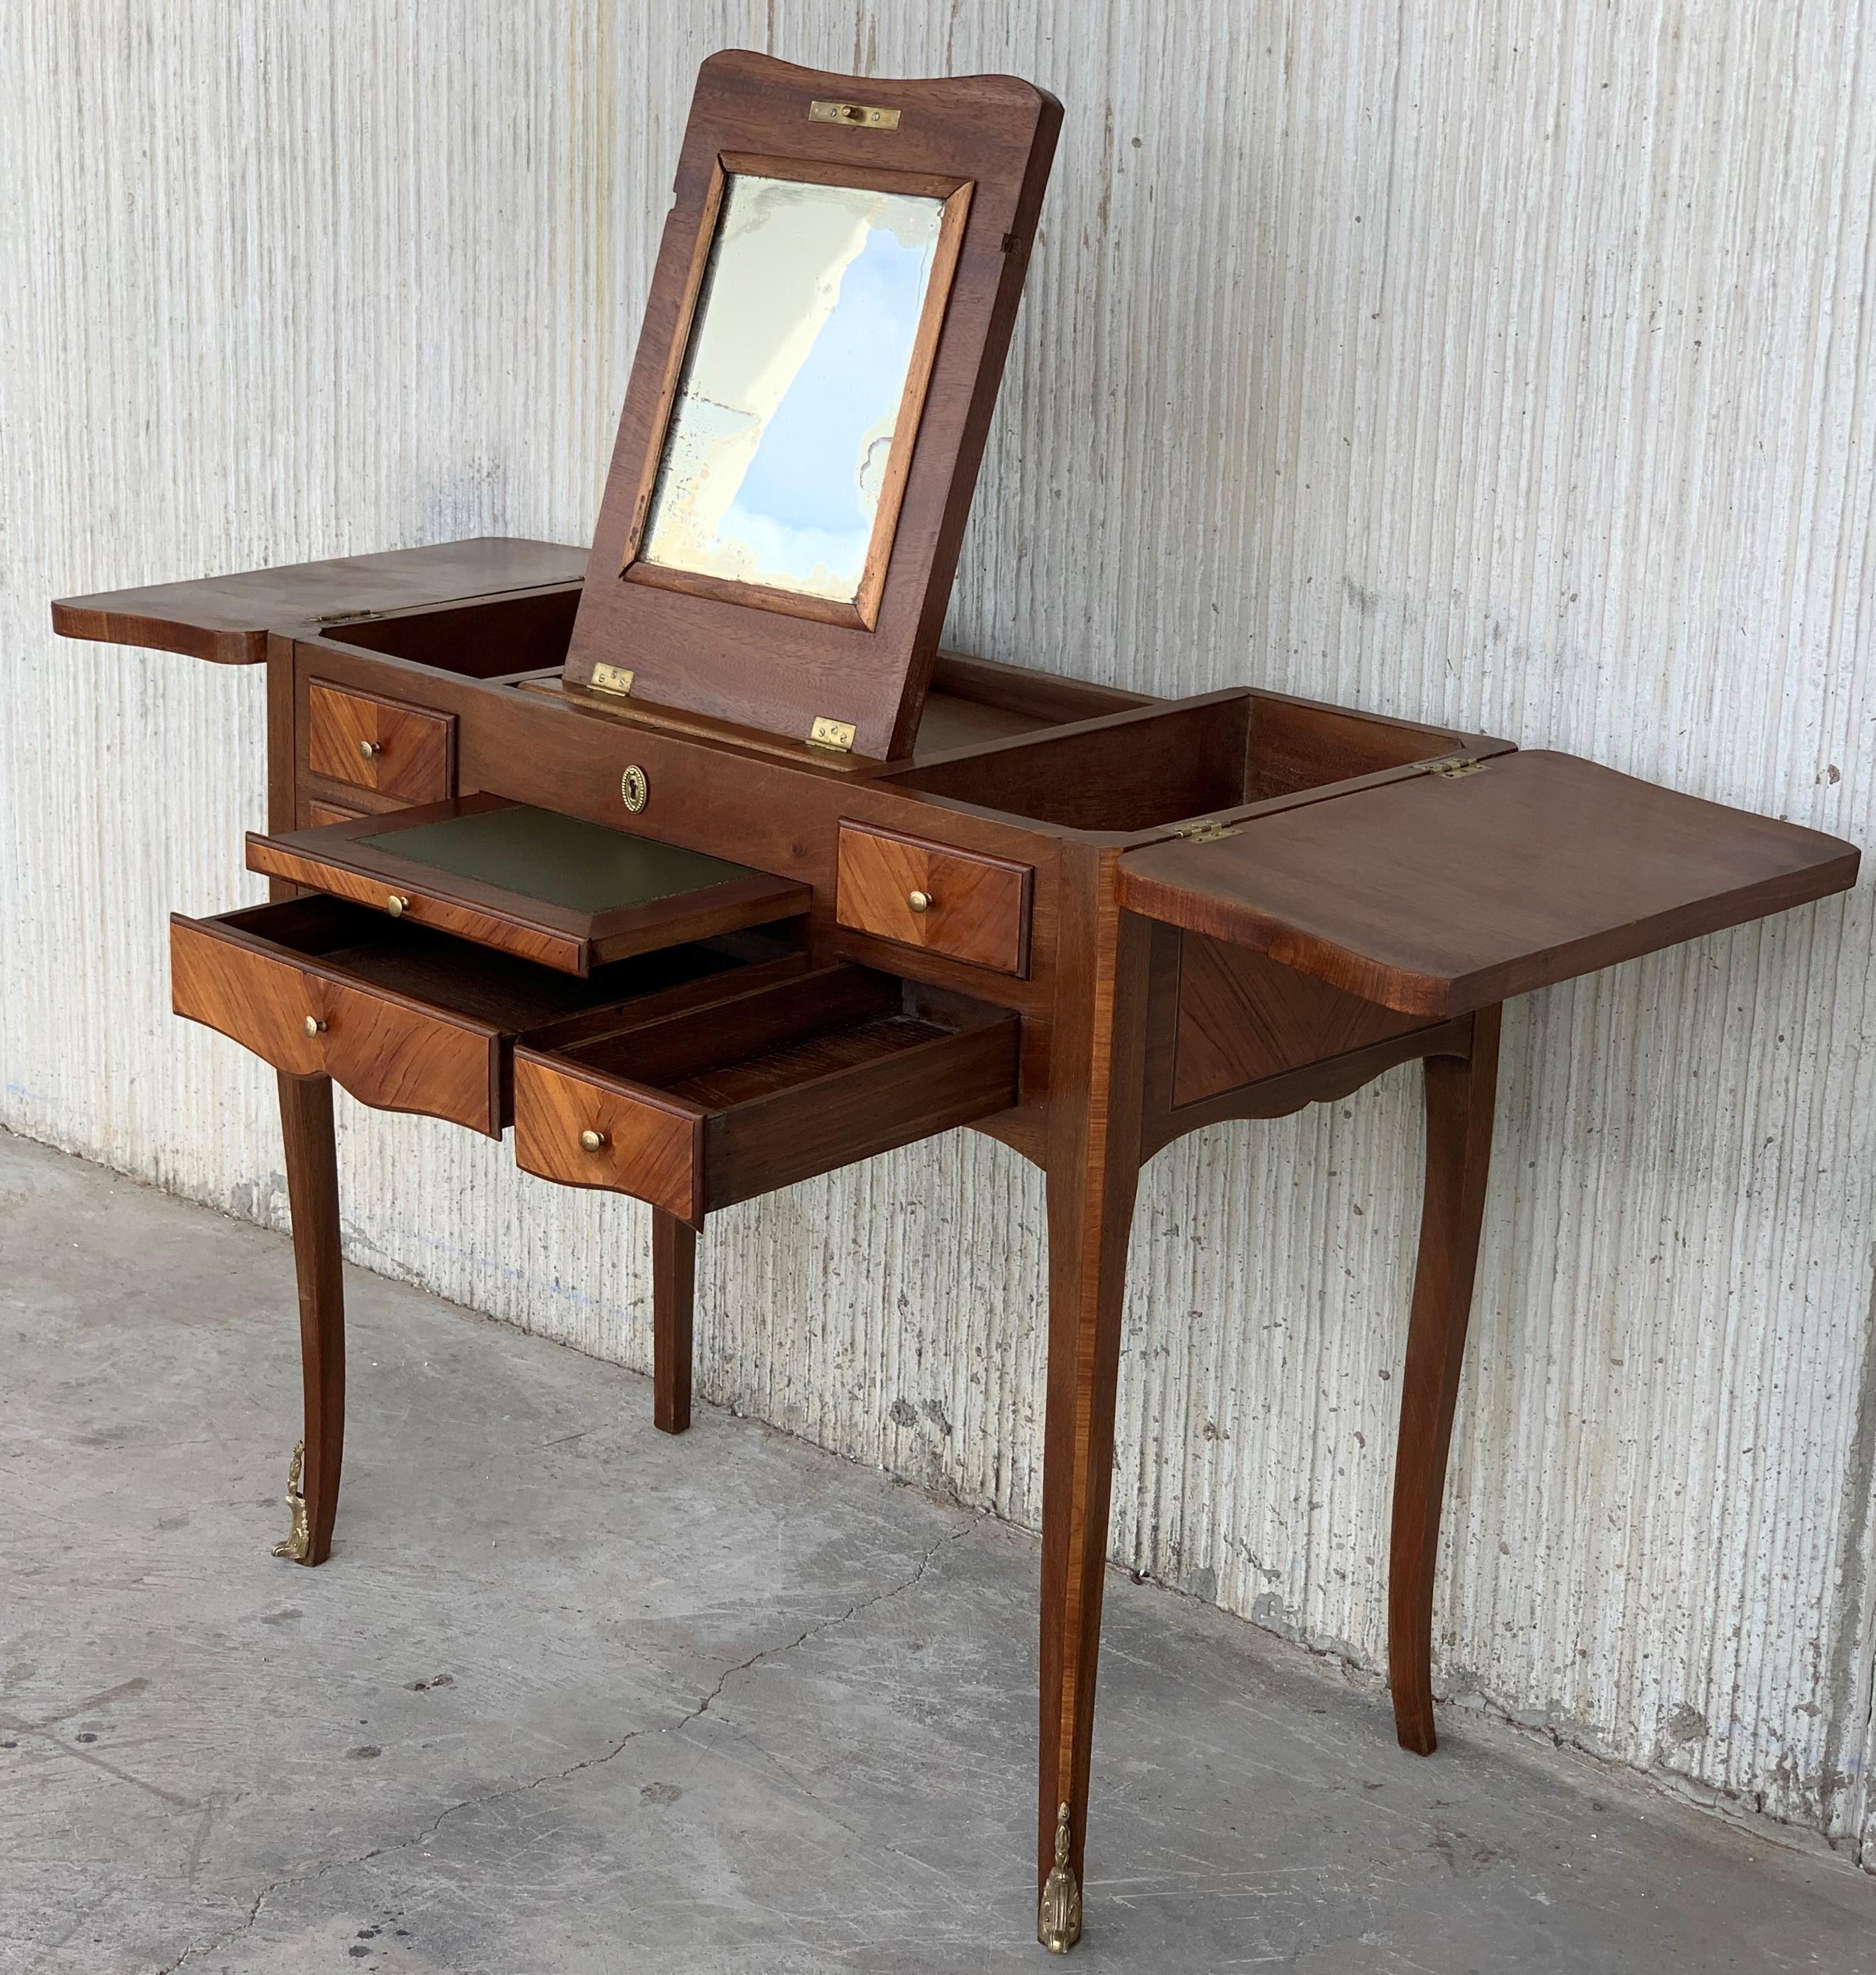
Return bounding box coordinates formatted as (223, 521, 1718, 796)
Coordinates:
(271, 1439, 310, 1561)
(1036, 1801, 1082, 1952)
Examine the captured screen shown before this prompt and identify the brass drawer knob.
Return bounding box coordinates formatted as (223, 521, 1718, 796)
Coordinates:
(385, 895, 410, 917)
(907, 889, 933, 913)
(579, 1127, 607, 1153)
(303, 1015, 327, 1037)
(357, 739, 383, 760)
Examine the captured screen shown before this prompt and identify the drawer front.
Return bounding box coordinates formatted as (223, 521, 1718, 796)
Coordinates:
(511, 970, 1021, 1228)
(513, 1055, 704, 1222)
(170, 915, 501, 1133)
(835, 824, 1032, 976)
(306, 680, 454, 802)
(304, 797, 366, 828)
(171, 915, 324, 1075)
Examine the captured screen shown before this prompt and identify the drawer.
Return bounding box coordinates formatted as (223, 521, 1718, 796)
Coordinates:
(836, 822, 1032, 976)
(304, 797, 366, 828)
(513, 965, 1021, 1226)
(170, 896, 804, 1137)
(306, 680, 455, 802)
(248, 794, 812, 976)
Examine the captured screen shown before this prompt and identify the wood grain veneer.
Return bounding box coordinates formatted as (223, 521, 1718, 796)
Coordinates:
(836, 821, 1032, 975)
(306, 680, 455, 802)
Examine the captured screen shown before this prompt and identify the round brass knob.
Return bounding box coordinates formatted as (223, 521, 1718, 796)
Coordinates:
(303, 1015, 327, 1037)
(386, 894, 409, 918)
(357, 739, 383, 760)
(907, 889, 932, 913)
(579, 1128, 607, 1153)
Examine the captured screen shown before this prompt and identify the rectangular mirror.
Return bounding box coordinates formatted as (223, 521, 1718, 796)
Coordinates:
(625, 160, 972, 630)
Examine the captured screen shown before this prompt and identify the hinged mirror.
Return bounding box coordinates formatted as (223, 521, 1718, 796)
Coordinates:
(564, 52, 1061, 761)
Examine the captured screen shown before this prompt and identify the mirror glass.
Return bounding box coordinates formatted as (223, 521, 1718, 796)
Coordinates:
(640, 172, 950, 605)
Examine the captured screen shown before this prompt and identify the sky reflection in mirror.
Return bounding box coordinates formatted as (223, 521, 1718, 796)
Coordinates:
(642, 174, 946, 604)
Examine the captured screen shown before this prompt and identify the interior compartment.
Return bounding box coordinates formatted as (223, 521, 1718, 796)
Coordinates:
(893, 692, 1466, 833)
(318, 585, 580, 680)
(205, 896, 799, 1029)
(170, 895, 809, 1137)
(316, 584, 1157, 764)
(512, 964, 1021, 1222)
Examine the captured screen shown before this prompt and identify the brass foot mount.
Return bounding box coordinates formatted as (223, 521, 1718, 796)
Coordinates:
(271, 1439, 310, 1561)
(1037, 1801, 1082, 1952)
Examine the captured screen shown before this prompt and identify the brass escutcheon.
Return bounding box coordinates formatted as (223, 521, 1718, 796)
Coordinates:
(620, 765, 649, 813)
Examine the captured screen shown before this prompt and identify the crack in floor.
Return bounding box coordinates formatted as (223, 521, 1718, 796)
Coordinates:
(151, 1519, 973, 1973)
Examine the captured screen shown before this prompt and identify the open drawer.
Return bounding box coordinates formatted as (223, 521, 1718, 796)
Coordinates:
(170, 895, 806, 1137)
(513, 965, 1021, 1226)
(245, 792, 812, 975)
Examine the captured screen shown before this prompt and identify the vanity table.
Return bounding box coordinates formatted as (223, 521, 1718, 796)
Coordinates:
(53, 52, 1858, 1952)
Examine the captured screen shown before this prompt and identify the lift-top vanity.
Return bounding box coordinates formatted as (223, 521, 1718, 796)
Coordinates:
(53, 51, 1859, 1953)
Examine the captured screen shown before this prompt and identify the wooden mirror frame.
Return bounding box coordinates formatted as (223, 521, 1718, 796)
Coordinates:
(620, 154, 974, 636)
(565, 52, 1062, 762)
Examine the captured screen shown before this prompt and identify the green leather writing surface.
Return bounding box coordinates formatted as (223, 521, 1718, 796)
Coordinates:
(356, 805, 763, 916)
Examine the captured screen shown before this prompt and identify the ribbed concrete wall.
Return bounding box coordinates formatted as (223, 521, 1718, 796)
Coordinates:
(4, 1, 1872, 1859)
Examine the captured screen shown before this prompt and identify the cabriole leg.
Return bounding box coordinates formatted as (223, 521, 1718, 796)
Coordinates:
(1388, 1005, 1501, 1753)
(1036, 895, 1151, 1952)
(275, 1070, 345, 1566)
(653, 1209, 696, 1435)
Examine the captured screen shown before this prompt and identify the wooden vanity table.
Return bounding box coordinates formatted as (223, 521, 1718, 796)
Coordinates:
(54, 52, 1858, 1953)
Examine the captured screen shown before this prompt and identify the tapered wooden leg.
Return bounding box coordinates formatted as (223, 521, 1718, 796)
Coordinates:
(1388, 1005, 1501, 1753)
(276, 1071, 345, 1567)
(1036, 886, 1151, 1952)
(653, 1210, 695, 1435)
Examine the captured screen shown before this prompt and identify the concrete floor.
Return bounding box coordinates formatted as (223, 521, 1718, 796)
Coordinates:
(4, 1130, 1874, 1974)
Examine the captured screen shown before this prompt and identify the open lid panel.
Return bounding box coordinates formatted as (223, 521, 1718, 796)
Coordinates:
(1118, 751, 1860, 1017)
(563, 51, 1062, 763)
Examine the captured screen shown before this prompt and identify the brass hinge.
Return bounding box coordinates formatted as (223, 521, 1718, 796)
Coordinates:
(1429, 756, 1484, 779)
(809, 98, 900, 130)
(1178, 818, 1241, 844)
(807, 716, 856, 753)
(588, 663, 635, 697)
(316, 607, 381, 627)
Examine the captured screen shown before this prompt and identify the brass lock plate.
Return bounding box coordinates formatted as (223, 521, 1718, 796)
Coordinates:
(808, 98, 900, 130)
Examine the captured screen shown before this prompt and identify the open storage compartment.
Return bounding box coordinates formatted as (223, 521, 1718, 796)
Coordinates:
(513, 963, 1021, 1224)
(170, 896, 807, 1136)
(895, 690, 1474, 833)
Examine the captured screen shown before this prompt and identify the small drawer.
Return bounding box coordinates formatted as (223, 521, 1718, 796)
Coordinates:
(303, 797, 366, 828)
(512, 965, 1021, 1225)
(306, 680, 455, 802)
(836, 823, 1032, 976)
(170, 897, 802, 1137)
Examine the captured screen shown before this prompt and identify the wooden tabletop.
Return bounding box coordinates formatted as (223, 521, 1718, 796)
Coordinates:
(1119, 751, 1860, 1017)
(52, 537, 588, 664)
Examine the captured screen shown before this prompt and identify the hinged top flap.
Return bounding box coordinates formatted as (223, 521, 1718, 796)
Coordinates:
(564, 51, 1061, 762)
(1117, 751, 1860, 1017)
